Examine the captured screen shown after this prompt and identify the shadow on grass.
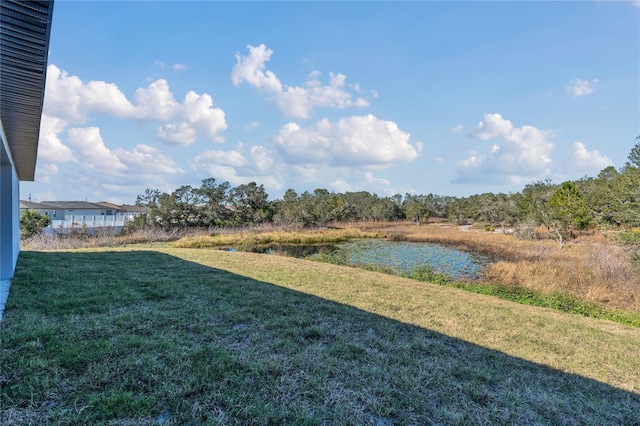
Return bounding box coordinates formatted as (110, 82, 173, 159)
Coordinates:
(1, 251, 639, 425)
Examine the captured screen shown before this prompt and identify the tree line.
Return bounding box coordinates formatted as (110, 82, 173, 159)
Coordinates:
(131, 141, 640, 242)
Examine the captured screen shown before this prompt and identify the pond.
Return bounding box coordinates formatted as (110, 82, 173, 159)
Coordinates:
(326, 239, 490, 280)
(229, 239, 492, 281)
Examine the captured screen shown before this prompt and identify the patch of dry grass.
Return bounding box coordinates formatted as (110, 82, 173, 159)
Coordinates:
(173, 227, 384, 248)
(21, 228, 187, 250)
(348, 222, 640, 311)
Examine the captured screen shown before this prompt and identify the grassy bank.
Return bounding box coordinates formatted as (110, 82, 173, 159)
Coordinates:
(354, 222, 640, 312)
(2, 247, 640, 424)
(172, 227, 384, 248)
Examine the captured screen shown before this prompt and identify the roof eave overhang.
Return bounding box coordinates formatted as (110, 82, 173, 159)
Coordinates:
(0, 0, 54, 181)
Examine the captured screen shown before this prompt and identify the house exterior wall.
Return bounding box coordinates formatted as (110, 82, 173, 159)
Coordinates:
(1, 121, 20, 281)
(20, 206, 57, 218)
(61, 208, 107, 218)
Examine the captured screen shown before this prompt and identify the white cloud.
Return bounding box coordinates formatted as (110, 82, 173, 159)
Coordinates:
(44, 65, 136, 122)
(564, 142, 612, 173)
(193, 149, 248, 168)
(232, 44, 370, 119)
(37, 115, 77, 162)
(330, 178, 352, 193)
(155, 122, 197, 146)
(173, 63, 187, 71)
(133, 79, 178, 121)
(114, 144, 186, 176)
(34, 163, 59, 184)
(231, 44, 283, 92)
(189, 145, 283, 189)
(37, 126, 186, 201)
(181, 91, 227, 139)
(273, 114, 420, 167)
(43, 65, 226, 145)
(457, 113, 554, 184)
(66, 127, 127, 172)
(451, 124, 464, 134)
(565, 78, 599, 97)
(470, 113, 515, 140)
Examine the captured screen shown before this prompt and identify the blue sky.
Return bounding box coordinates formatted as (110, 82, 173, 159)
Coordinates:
(22, 1, 640, 204)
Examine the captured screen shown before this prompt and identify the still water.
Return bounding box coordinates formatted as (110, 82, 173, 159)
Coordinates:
(330, 239, 491, 280)
(236, 239, 492, 281)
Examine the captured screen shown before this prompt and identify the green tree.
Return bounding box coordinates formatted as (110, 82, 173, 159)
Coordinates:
(228, 182, 271, 225)
(198, 178, 231, 226)
(403, 194, 429, 224)
(627, 139, 640, 168)
(20, 210, 51, 238)
(135, 188, 162, 208)
(547, 181, 591, 239)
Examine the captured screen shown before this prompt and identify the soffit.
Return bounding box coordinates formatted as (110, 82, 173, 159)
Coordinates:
(0, 0, 54, 181)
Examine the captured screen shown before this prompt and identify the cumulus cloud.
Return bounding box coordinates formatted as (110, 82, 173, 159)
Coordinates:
(155, 122, 197, 146)
(456, 113, 554, 184)
(451, 124, 464, 133)
(43, 64, 226, 145)
(114, 144, 185, 177)
(66, 127, 127, 172)
(189, 145, 282, 189)
(36, 125, 186, 201)
(231, 44, 370, 119)
(231, 44, 283, 92)
(564, 142, 612, 173)
(565, 78, 599, 97)
(181, 92, 227, 138)
(34, 163, 59, 184)
(154, 91, 227, 145)
(37, 115, 77, 163)
(133, 79, 178, 121)
(293, 167, 408, 196)
(273, 114, 420, 167)
(44, 65, 136, 122)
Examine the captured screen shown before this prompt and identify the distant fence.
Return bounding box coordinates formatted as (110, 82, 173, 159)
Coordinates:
(45, 215, 140, 234)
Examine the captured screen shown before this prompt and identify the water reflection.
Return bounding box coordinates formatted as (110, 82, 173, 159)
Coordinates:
(332, 240, 492, 280)
(230, 243, 336, 258)
(228, 239, 492, 281)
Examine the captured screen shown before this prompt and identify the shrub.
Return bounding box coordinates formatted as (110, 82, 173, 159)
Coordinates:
(406, 265, 450, 284)
(616, 229, 640, 245)
(485, 225, 495, 232)
(20, 210, 51, 239)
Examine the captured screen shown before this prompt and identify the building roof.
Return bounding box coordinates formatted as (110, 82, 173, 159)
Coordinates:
(19, 200, 56, 210)
(0, 0, 54, 181)
(95, 202, 122, 210)
(41, 201, 106, 210)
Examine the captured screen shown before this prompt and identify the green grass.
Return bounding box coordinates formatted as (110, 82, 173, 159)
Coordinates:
(616, 228, 640, 245)
(2, 247, 640, 425)
(313, 250, 640, 328)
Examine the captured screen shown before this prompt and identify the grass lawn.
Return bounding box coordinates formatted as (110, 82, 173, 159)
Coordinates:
(2, 247, 639, 425)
